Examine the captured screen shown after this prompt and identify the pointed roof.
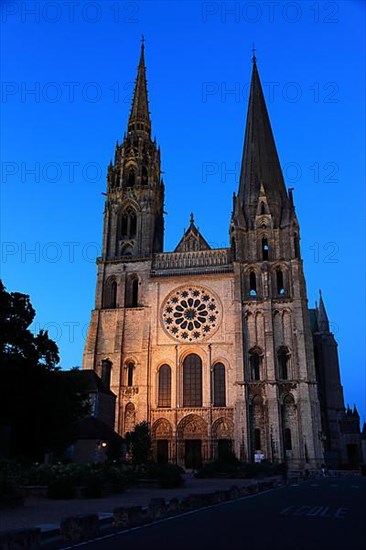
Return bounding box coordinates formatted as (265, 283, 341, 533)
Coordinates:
(175, 213, 211, 252)
(317, 290, 330, 332)
(128, 41, 151, 135)
(237, 57, 290, 228)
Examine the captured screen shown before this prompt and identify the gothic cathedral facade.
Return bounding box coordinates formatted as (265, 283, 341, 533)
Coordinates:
(83, 44, 326, 470)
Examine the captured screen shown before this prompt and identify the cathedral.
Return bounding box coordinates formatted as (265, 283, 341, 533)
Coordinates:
(82, 44, 362, 470)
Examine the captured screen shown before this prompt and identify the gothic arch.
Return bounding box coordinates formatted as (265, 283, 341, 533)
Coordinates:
(125, 163, 137, 187)
(119, 205, 138, 239)
(271, 264, 288, 296)
(177, 414, 208, 439)
(157, 364, 172, 408)
(212, 362, 226, 406)
(124, 402, 135, 434)
(248, 346, 263, 381)
(244, 265, 261, 297)
(212, 418, 234, 439)
(152, 418, 173, 439)
(141, 165, 148, 185)
(102, 276, 117, 309)
(125, 274, 140, 307)
(282, 394, 298, 454)
(182, 353, 202, 408)
(282, 393, 295, 407)
(277, 346, 291, 380)
(250, 394, 266, 454)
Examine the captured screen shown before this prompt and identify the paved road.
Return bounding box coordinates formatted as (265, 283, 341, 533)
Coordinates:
(60, 477, 366, 550)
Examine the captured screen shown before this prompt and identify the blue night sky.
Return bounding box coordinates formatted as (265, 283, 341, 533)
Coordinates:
(1, 1, 365, 420)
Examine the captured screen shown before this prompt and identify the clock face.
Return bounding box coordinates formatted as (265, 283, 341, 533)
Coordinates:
(161, 285, 222, 342)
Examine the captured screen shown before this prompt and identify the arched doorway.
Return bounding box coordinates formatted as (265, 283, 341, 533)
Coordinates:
(177, 414, 208, 469)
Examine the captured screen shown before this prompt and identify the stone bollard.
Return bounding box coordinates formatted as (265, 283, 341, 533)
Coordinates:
(248, 483, 259, 494)
(229, 485, 240, 500)
(148, 498, 167, 520)
(167, 497, 181, 516)
(181, 494, 201, 511)
(60, 514, 99, 543)
(203, 492, 218, 505)
(113, 506, 143, 528)
(0, 528, 40, 550)
(213, 490, 227, 503)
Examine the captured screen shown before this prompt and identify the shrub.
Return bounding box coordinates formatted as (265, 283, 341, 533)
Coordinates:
(135, 463, 184, 488)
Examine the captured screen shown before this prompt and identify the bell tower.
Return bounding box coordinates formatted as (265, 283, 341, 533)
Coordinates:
(102, 41, 164, 260)
(231, 54, 323, 468)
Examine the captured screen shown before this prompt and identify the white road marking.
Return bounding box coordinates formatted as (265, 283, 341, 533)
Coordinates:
(280, 505, 348, 519)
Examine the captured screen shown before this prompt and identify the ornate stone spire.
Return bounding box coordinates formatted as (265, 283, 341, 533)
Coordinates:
(237, 57, 289, 228)
(128, 39, 151, 136)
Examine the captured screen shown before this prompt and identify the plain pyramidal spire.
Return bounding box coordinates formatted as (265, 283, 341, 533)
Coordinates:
(237, 52, 290, 228)
(317, 290, 330, 333)
(128, 37, 151, 135)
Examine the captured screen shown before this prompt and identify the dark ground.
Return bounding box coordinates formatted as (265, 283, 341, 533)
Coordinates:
(58, 476, 366, 550)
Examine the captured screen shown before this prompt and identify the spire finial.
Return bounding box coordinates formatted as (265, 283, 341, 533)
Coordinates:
(128, 40, 150, 135)
(190, 212, 194, 225)
(251, 43, 257, 64)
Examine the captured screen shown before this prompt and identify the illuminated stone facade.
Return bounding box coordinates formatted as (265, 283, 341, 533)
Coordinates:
(83, 45, 328, 470)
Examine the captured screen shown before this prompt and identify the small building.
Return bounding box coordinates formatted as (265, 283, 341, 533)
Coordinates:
(65, 363, 124, 463)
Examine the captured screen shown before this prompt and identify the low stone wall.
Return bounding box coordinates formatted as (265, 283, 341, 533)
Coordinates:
(111, 479, 278, 530)
(0, 528, 40, 550)
(60, 514, 99, 542)
(0, 494, 24, 510)
(3, 479, 279, 545)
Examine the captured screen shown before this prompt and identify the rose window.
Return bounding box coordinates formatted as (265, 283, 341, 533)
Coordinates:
(161, 286, 221, 342)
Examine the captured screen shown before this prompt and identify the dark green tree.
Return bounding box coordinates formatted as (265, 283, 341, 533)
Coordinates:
(0, 281, 89, 460)
(125, 421, 152, 464)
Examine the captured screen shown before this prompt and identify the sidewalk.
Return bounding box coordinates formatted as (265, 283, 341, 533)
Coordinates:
(0, 476, 275, 535)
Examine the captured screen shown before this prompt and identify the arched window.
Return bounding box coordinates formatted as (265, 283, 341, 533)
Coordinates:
(284, 427, 292, 451)
(183, 354, 202, 407)
(249, 350, 261, 381)
(262, 238, 269, 260)
(132, 278, 139, 307)
(102, 278, 117, 309)
(120, 207, 137, 239)
(249, 271, 257, 296)
(294, 233, 300, 259)
(277, 347, 290, 380)
(141, 165, 148, 185)
(213, 363, 226, 406)
(127, 168, 135, 187)
(127, 362, 134, 387)
(125, 275, 139, 308)
(124, 402, 135, 434)
(276, 269, 285, 295)
(158, 364, 171, 408)
(254, 428, 261, 450)
(260, 203, 266, 215)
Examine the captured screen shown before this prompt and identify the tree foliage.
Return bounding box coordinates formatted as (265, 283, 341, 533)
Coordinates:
(0, 280, 89, 460)
(125, 421, 152, 464)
